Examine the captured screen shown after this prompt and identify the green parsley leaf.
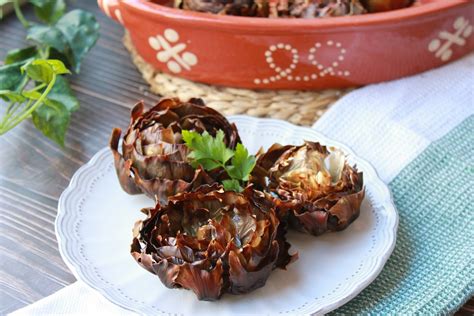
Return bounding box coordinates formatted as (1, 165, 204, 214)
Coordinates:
(222, 179, 243, 193)
(226, 143, 257, 182)
(181, 129, 198, 147)
(213, 130, 235, 165)
(194, 158, 222, 170)
(182, 129, 256, 192)
(182, 130, 234, 169)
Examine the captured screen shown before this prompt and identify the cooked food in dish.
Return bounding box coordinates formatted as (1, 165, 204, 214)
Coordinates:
(109, 98, 364, 300)
(109, 97, 240, 204)
(362, 0, 414, 13)
(170, 0, 413, 18)
(131, 184, 297, 300)
(252, 141, 364, 235)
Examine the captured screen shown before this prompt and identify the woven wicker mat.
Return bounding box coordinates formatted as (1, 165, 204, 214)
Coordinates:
(123, 32, 351, 126)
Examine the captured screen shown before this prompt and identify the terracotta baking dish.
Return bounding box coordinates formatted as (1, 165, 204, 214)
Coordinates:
(98, 0, 473, 89)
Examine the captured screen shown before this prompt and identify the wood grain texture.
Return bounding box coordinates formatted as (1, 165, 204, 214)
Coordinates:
(0, 1, 160, 313)
(0, 0, 471, 314)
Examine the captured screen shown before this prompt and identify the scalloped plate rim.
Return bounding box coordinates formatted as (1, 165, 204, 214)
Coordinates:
(56, 115, 399, 315)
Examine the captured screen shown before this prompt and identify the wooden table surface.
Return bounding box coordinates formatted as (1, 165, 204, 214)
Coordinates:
(0, 1, 472, 314)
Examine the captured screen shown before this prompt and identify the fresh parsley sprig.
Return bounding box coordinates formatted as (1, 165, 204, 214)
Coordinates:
(182, 130, 257, 192)
(0, 0, 99, 146)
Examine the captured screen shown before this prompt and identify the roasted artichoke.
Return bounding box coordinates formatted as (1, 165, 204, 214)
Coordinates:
(131, 184, 297, 300)
(109, 97, 240, 203)
(252, 141, 364, 236)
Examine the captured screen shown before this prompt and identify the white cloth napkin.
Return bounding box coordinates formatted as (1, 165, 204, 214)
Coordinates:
(312, 54, 474, 183)
(11, 54, 474, 316)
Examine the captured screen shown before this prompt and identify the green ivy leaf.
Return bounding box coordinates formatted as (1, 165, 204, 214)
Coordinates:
(31, 99, 70, 146)
(21, 90, 42, 100)
(5, 46, 38, 65)
(27, 10, 99, 73)
(47, 76, 78, 112)
(42, 59, 70, 75)
(0, 91, 26, 103)
(21, 59, 70, 83)
(27, 24, 68, 52)
(55, 10, 99, 72)
(0, 62, 25, 90)
(30, 0, 66, 24)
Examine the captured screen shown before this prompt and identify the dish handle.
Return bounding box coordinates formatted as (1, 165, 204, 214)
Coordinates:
(98, 0, 124, 25)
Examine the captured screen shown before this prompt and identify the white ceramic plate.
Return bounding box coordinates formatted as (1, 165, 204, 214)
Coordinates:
(56, 116, 398, 315)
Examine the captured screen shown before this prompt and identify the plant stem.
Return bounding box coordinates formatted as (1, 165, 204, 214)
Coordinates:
(39, 46, 50, 59)
(0, 74, 56, 134)
(16, 76, 29, 93)
(13, 0, 29, 28)
(5, 99, 29, 122)
(29, 83, 47, 92)
(6, 101, 20, 115)
(2, 102, 17, 125)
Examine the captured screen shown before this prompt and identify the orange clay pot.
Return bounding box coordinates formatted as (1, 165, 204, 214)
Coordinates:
(98, 0, 473, 90)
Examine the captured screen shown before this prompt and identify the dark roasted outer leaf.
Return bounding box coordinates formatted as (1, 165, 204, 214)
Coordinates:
(5, 46, 38, 65)
(30, 0, 66, 24)
(110, 98, 241, 201)
(31, 99, 70, 146)
(131, 185, 295, 300)
(252, 141, 365, 236)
